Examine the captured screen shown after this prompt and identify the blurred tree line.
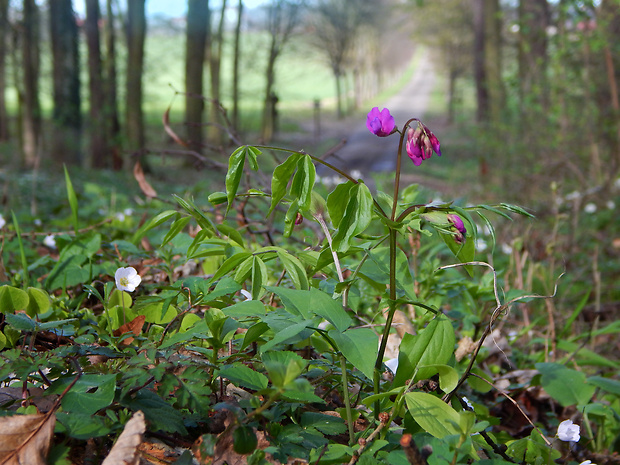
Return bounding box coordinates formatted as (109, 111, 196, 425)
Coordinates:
(0, 0, 409, 171)
(412, 0, 620, 199)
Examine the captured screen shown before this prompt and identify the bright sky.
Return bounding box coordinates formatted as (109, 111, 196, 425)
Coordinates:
(73, 0, 267, 17)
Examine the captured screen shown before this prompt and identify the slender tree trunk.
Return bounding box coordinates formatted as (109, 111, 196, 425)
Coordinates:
(518, 0, 549, 109)
(0, 0, 9, 141)
(21, 0, 42, 168)
(262, 40, 278, 142)
(185, 0, 209, 152)
(125, 0, 146, 156)
(104, 0, 122, 169)
(85, 0, 107, 168)
(50, 0, 81, 166)
(484, 0, 504, 123)
(208, 0, 226, 144)
(232, 0, 243, 131)
(473, 0, 488, 122)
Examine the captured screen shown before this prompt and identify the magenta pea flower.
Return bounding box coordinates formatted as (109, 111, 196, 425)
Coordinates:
(366, 107, 395, 137)
(447, 214, 466, 244)
(406, 122, 441, 165)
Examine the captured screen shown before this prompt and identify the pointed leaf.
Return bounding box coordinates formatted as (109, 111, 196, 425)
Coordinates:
(329, 328, 378, 379)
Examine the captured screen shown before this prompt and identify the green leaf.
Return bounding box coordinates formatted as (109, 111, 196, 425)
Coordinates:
(588, 376, 620, 395)
(223, 300, 266, 318)
(260, 318, 316, 352)
(300, 412, 346, 435)
(220, 363, 268, 391)
(138, 302, 177, 324)
(265, 286, 351, 331)
(262, 350, 307, 389)
(64, 165, 79, 234)
(416, 365, 459, 393)
(251, 256, 267, 300)
(161, 215, 191, 246)
(55, 412, 112, 440)
(26, 288, 51, 317)
(132, 210, 178, 243)
(4, 312, 37, 331)
(359, 247, 416, 300)
(173, 195, 217, 234)
(241, 322, 269, 349)
(536, 362, 595, 406)
(210, 252, 253, 283)
(290, 154, 316, 211)
(225, 146, 261, 213)
(269, 153, 301, 215)
(393, 314, 455, 386)
(50, 374, 116, 415)
(329, 328, 378, 379)
(276, 250, 309, 290)
(0, 285, 29, 314)
(404, 392, 461, 438)
(327, 182, 374, 252)
(121, 389, 187, 435)
(216, 223, 245, 248)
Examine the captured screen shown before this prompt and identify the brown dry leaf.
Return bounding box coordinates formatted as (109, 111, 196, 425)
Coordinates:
(133, 161, 158, 198)
(102, 410, 146, 465)
(163, 106, 189, 147)
(114, 315, 146, 346)
(0, 413, 56, 465)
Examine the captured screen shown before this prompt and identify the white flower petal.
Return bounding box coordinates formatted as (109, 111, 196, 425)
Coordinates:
(557, 419, 580, 442)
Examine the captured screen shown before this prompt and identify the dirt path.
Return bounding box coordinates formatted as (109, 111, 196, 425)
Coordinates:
(314, 49, 437, 175)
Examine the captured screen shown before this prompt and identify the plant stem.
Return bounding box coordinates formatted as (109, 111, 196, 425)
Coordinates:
(340, 355, 355, 446)
(372, 120, 415, 415)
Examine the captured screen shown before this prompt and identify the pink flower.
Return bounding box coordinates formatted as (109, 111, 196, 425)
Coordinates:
(366, 107, 395, 137)
(447, 214, 466, 244)
(406, 122, 441, 165)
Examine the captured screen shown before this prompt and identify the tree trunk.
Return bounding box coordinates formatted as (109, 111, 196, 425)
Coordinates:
(125, 0, 146, 156)
(518, 0, 548, 109)
(483, 0, 504, 123)
(262, 39, 278, 143)
(85, 0, 107, 168)
(208, 0, 226, 144)
(473, 0, 504, 123)
(21, 0, 42, 168)
(50, 0, 81, 166)
(104, 0, 122, 170)
(472, 0, 488, 122)
(0, 0, 9, 141)
(185, 0, 209, 152)
(232, 0, 243, 132)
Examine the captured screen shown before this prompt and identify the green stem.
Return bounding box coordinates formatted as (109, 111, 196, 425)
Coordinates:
(340, 355, 355, 446)
(373, 119, 418, 417)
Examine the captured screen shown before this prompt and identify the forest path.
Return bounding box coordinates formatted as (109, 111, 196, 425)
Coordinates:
(321, 48, 436, 175)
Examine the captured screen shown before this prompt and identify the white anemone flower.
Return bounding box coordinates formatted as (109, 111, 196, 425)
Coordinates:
(0, 214, 5, 229)
(557, 419, 580, 442)
(385, 358, 399, 374)
(579, 461, 596, 465)
(43, 234, 57, 249)
(584, 203, 597, 214)
(115, 266, 142, 292)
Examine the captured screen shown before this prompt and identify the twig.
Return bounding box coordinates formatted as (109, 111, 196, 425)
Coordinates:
(469, 373, 552, 448)
(400, 434, 428, 465)
(439, 261, 563, 403)
(347, 412, 390, 465)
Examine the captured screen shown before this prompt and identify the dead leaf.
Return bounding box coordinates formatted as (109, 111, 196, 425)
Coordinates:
(114, 315, 146, 346)
(0, 413, 56, 465)
(133, 161, 158, 198)
(101, 410, 146, 465)
(163, 106, 189, 148)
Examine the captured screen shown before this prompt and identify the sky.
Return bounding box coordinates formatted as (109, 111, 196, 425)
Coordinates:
(73, 0, 267, 17)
